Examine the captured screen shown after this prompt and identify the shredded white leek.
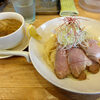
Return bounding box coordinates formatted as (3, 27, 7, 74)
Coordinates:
(55, 20, 87, 49)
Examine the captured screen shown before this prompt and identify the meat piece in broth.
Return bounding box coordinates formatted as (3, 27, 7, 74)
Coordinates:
(68, 48, 92, 78)
(55, 47, 71, 79)
(81, 40, 100, 64)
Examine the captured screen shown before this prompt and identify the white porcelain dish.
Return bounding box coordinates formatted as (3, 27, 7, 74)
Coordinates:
(0, 12, 25, 49)
(29, 16, 100, 94)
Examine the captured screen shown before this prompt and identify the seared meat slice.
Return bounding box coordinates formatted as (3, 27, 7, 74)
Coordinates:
(87, 62, 100, 74)
(68, 48, 92, 78)
(55, 48, 71, 79)
(78, 71, 86, 80)
(81, 40, 100, 64)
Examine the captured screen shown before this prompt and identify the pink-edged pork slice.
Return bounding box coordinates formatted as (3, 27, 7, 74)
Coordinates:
(68, 48, 92, 78)
(81, 40, 100, 64)
(55, 48, 71, 79)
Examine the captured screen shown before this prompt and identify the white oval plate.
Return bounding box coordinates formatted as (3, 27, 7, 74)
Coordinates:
(29, 16, 100, 94)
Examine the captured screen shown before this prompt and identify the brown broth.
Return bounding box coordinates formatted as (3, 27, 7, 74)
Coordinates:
(0, 19, 22, 37)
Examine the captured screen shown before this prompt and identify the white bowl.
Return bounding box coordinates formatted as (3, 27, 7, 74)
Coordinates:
(29, 16, 100, 94)
(0, 12, 25, 50)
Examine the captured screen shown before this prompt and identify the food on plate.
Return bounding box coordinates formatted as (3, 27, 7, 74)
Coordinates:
(44, 34, 57, 69)
(26, 24, 42, 40)
(0, 19, 22, 37)
(77, 71, 86, 80)
(55, 46, 71, 79)
(81, 39, 100, 64)
(68, 48, 92, 78)
(44, 17, 100, 80)
(87, 62, 100, 74)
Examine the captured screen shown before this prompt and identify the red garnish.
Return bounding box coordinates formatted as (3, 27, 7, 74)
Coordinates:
(55, 17, 88, 49)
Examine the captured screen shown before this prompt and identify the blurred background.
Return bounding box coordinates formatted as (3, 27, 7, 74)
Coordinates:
(0, 0, 60, 14)
(0, 0, 100, 13)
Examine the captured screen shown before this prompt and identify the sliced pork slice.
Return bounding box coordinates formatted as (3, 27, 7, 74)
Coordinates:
(81, 40, 100, 64)
(87, 62, 100, 74)
(68, 48, 92, 78)
(55, 47, 71, 79)
(78, 71, 86, 80)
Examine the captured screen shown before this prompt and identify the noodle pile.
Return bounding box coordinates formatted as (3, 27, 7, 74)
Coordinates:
(44, 35, 57, 70)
